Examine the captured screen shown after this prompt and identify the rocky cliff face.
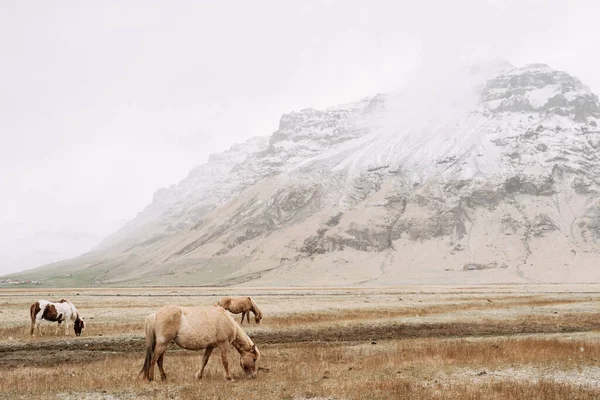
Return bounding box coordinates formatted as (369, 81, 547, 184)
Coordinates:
(14, 62, 600, 286)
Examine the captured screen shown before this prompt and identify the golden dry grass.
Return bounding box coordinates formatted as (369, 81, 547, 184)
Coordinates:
(1, 337, 599, 399)
(0, 294, 596, 346)
(265, 296, 580, 326)
(0, 322, 143, 341)
(1, 287, 599, 399)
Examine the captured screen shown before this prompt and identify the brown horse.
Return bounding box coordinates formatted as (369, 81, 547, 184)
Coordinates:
(215, 296, 263, 324)
(139, 305, 260, 382)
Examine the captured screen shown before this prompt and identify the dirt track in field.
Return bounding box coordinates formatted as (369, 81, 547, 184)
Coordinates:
(3, 314, 599, 369)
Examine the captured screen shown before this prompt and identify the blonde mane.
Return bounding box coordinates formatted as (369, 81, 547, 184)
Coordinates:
(225, 310, 256, 352)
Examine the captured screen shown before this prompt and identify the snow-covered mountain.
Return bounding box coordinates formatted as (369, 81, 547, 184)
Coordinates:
(11, 62, 600, 286)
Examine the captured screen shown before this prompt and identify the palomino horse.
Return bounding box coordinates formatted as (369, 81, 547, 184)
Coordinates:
(140, 305, 260, 382)
(30, 299, 85, 336)
(215, 296, 263, 324)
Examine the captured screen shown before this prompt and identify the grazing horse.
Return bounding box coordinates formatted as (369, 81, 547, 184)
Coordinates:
(30, 299, 85, 337)
(140, 305, 260, 382)
(215, 296, 263, 324)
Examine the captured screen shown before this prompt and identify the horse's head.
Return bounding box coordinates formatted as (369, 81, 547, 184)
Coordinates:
(254, 312, 262, 324)
(74, 316, 85, 336)
(239, 344, 260, 378)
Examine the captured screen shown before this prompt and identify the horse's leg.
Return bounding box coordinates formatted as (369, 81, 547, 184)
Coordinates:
(195, 347, 214, 380)
(148, 342, 167, 382)
(240, 312, 245, 325)
(157, 352, 167, 381)
(30, 320, 36, 337)
(218, 343, 232, 380)
(36, 317, 45, 337)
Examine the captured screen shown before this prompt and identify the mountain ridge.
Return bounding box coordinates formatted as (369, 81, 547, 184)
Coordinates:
(7, 62, 600, 286)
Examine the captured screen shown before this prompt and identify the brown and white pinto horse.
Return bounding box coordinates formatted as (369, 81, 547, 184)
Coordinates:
(140, 305, 260, 382)
(30, 299, 85, 337)
(215, 296, 263, 324)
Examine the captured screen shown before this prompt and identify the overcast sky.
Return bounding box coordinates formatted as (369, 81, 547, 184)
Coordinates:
(1, 1, 599, 274)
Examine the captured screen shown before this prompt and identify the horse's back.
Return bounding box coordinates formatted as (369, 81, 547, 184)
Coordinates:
(153, 305, 183, 336)
(155, 305, 183, 323)
(219, 296, 251, 313)
(180, 306, 236, 337)
(36, 300, 50, 309)
(54, 301, 74, 317)
(155, 305, 236, 350)
(31, 300, 51, 318)
(218, 296, 233, 308)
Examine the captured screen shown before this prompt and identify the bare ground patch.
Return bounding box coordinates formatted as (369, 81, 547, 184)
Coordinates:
(1, 312, 599, 369)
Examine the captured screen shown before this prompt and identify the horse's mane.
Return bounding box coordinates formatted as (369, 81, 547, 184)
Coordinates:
(218, 306, 254, 350)
(232, 317, 255, 350)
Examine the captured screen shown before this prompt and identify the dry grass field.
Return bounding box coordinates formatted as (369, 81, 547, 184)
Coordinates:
(0, 284, 599, 399)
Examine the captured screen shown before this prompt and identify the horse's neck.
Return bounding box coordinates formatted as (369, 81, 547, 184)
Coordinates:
(251, 301, 260, 317)
(248, 299, 257, 313)
(232, 325, 253, 353)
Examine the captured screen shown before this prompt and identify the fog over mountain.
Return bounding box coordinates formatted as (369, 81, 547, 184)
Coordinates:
(1, 2, 599, 279)
(8, 61, 600, 286)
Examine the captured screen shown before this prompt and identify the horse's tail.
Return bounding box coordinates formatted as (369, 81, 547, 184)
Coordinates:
(249, 297, 262, 323)
(139, 313, 157, 380)
(29, 302, 38, 335)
